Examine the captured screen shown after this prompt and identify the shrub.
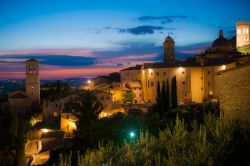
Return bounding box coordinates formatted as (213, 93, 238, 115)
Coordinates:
(58, 114, 249, 166)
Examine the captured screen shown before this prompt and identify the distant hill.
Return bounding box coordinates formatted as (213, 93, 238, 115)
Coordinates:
(0, 78, 87, 96)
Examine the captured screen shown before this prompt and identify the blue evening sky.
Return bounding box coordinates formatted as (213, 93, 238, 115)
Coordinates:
(0, 0, 249, 79)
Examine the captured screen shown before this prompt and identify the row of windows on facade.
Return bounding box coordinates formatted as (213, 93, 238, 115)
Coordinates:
(237, 28, 249, 34)
(238, 36, 249, 41)
(149, 71, 185, 76)
(146, 80, 212, 88)
(125, 71, 185, 77)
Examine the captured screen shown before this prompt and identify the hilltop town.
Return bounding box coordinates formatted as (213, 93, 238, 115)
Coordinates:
(1, 21, 250, 165)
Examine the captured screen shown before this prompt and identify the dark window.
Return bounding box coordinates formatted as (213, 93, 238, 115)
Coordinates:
(55, 104, 58, 108)
(208, 71, 211, 75)
(185, 94, 187, 96)
(201, 77, 203, 80)
(156, 72, 159, 76)
(151, 72, 153, 76)
(163, 72, 166, 76)
(151, 81, 154, 87)
(182, 71, 185, 74)
(182, 81, 185, 85)
(208, 81, 211, 86)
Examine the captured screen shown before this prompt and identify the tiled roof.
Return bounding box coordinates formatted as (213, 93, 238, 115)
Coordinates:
(120, 65, 142, 71)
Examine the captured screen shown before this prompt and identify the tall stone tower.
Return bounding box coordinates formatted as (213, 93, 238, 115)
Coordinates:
(26, 59, 40, 103)
(236, 21, 250, 47)
(163, 35, 175, 64)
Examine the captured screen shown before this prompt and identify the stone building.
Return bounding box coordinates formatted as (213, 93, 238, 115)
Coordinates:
(163, 35, 175, 64)
(8, 59, 40, 112)
(26, 59, 40, 104)
(215, 63, 250, 128)
(236, 21, 250, 47)
(120, 22, 250, 104)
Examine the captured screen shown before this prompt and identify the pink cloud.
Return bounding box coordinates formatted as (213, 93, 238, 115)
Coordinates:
(0, 49, 95, 57)
(0, 63, 123, 80)
(0, 52, 158, 80)
(178, 48, 208, 54)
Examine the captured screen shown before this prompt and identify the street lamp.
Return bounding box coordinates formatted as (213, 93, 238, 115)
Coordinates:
(42, 128, 49, 134)
(129, 131, 135, 138)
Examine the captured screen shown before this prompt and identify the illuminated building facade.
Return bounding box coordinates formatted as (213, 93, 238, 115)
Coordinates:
(236, 21, 250, 47)
(120, 23, 250, 104)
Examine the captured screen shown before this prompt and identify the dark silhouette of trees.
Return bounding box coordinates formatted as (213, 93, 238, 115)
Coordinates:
(74, 91, 103, 148)
(166, 79, 170, 113)
(156, 81, 163, 120)
(171, 76, 178, 109)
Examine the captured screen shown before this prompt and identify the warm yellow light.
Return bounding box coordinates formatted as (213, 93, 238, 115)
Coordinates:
(68, 121, 76, 128)
(42, 129, 49, 133)
(237, 29, 241, 34)
(148, 68, 153, 74)
(87, 80, 91, 84)
(222, 65, 226, 70)
(178, 67, 184, 73)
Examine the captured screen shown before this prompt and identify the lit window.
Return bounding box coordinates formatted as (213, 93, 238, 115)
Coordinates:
(53, 112, 58, 117)
(237, 29, 241, 34)
(246, 28, 249, 33)
(222, 65, 226, 70)
(209, 90, 214, 96)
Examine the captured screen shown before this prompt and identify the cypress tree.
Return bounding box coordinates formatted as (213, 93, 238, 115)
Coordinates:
(161, 82, 166, 116)
(171, 76, 178, 109)
(156, 81, 163, 119)
(166, 79, 170, 113)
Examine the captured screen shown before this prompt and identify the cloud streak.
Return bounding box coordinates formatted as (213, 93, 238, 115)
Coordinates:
(101, 26, 175, 36)
(138, 16, 188, 24)
(119, 26, 166, 35)
(0, 49, 95, 57)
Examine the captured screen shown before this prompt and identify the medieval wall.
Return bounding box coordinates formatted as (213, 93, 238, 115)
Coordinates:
(215, 64, 250, 128)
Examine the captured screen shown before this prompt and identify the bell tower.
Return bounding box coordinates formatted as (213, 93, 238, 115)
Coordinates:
(26, 59, 40, 103)
(163, 34, 175, 64)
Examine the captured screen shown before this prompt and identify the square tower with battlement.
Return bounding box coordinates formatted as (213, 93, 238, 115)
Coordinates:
(236, 21, 250, 47)
(26, 59, 40, 103)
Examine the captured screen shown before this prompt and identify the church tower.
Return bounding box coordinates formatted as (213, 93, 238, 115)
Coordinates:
(26, 59, 40, 103)
(163, 35, 175, 64)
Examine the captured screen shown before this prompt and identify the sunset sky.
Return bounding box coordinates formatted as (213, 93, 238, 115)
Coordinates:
(0, 0, 250, 80)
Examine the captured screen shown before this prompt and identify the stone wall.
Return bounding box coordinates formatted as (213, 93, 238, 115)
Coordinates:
(215, 63, 250, 128)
